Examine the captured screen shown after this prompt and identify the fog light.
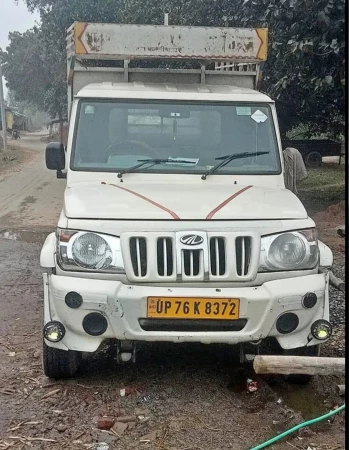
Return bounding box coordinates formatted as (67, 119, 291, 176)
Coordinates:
(65, 291, 83, 309)
(311, 319, 332, 340)
(276, 313, 299, 334)
(83, 313, 108, 336)
(44, 321, 65, 342)
(302, 292, 317, 309)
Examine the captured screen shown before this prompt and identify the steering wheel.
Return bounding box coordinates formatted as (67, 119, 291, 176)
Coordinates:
(105, 140, 161, 160)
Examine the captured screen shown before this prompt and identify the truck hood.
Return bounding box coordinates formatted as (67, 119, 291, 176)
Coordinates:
(64, 181, 308, 221)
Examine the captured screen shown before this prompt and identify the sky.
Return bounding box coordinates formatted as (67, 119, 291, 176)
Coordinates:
(0, 0, 40, 97)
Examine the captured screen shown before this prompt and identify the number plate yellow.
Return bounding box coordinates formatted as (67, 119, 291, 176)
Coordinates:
(147, 297, 240, 320)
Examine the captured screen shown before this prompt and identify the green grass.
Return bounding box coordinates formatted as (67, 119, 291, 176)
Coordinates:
(298, 163, 345, 214)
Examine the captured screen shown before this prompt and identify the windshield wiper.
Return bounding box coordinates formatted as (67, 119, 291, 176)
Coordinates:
(117, 158, 197, 178)
(201, 151, 269, 180)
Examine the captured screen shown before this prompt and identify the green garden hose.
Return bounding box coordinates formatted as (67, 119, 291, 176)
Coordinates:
(250, 403, 345, 450)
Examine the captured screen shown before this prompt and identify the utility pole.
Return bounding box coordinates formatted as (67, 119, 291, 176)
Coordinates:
(164, 13, 169, 26)
(0, 62, 8, 152)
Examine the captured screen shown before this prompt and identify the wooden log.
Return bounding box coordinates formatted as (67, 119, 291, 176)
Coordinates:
(337, 385, 345, 396)
(253, 355, 345, 376)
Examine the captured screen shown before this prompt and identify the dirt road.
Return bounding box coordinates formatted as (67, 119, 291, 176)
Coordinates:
(0, 134, 345, 450)
(0, 132, 65, 230)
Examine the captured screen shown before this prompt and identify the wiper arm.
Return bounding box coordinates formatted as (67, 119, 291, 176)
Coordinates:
(117, 158, 197, 178)
(201, 151, 269, 180)
(117, 159, 164, 178)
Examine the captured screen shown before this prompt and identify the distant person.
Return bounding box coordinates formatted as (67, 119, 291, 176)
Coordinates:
(12, 125, 20, 140)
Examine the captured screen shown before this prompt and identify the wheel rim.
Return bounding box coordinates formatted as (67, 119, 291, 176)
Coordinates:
(306, 152, 322, 167)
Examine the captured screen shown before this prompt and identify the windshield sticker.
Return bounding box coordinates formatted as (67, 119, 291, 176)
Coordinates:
(168, 157, 199, 166)
(84, 105, 95, 115)
(236, 107, 252, 116)
(251, 110, 268, 123)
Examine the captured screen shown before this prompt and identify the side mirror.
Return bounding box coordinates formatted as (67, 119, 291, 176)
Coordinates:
(56, 170, 67, 179)
(46, 142, 65, 171)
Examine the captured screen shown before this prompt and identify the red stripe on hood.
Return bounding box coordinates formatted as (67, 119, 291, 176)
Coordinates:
(106, 183, 180, 220)
(206, 185, 253, 220)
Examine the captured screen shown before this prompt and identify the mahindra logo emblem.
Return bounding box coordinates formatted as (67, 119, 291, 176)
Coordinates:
(180, 234, 204, 246)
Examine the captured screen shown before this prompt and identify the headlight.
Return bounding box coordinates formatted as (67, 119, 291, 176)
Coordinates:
(259, 229, 319, 272)
(57, 229, 125, 273)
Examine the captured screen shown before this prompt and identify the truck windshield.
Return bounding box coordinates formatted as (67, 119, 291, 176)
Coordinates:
(71, 100, 281, 175)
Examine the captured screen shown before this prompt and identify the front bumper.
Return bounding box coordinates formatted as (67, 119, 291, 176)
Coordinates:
(43, 272, 330, 352)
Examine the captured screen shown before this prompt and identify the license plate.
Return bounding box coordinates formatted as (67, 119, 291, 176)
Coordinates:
(147, 297, 240, 320)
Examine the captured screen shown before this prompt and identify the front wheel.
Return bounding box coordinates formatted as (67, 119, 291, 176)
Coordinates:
(43, 341, 82, 379)
(283, 344, 320, 385)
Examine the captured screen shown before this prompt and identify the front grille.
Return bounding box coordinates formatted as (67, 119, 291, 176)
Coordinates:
(235, 236, 252, 276)
(157, 238, 174, 277)
(139, 318, 248, 332)
(210, 237, 226, 276)
(123, 232, 258, 282)
(130, 237, 147, 277)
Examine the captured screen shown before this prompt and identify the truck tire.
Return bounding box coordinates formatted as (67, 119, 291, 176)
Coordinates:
(43, 341, 82, 379)
(283, 344, 320, 385)
(305, 151, 322, 167)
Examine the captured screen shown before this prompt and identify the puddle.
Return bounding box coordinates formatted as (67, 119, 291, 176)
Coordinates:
(36, 182, 50, 191)
(273, 383, 330, 430)
(18, 196, 38, 213)
(20, 195, 37, 205)
(0, 229, 50, 244)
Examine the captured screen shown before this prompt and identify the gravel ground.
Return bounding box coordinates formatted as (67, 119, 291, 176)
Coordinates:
(322, 251, 345, 358)
(329, 252, 345, 327)
(311, 200, 346, 359)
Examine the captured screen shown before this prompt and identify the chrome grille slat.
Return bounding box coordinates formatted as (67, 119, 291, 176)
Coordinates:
(241, 237, 245, 276)
(190, 250, 194, 276)
(163, 239, 168, 275)
(130, 237, 147, 277)
(136, 238, 142, 277)
(215, 238, 220, 275)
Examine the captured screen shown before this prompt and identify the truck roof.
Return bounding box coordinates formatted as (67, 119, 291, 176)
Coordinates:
(76, 82, 273, 103)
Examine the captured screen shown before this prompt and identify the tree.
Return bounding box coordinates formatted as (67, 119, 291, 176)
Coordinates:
(0, 27, 66, 121)
(253, 0, 345, 139)
(11, 0, 124, 118)
(0, 29, 48, 110)
(7, 91, 50, 131)
(11, 0, 346, 138)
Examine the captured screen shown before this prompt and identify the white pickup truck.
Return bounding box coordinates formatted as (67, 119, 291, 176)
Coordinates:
(41, 22, 333, 379)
